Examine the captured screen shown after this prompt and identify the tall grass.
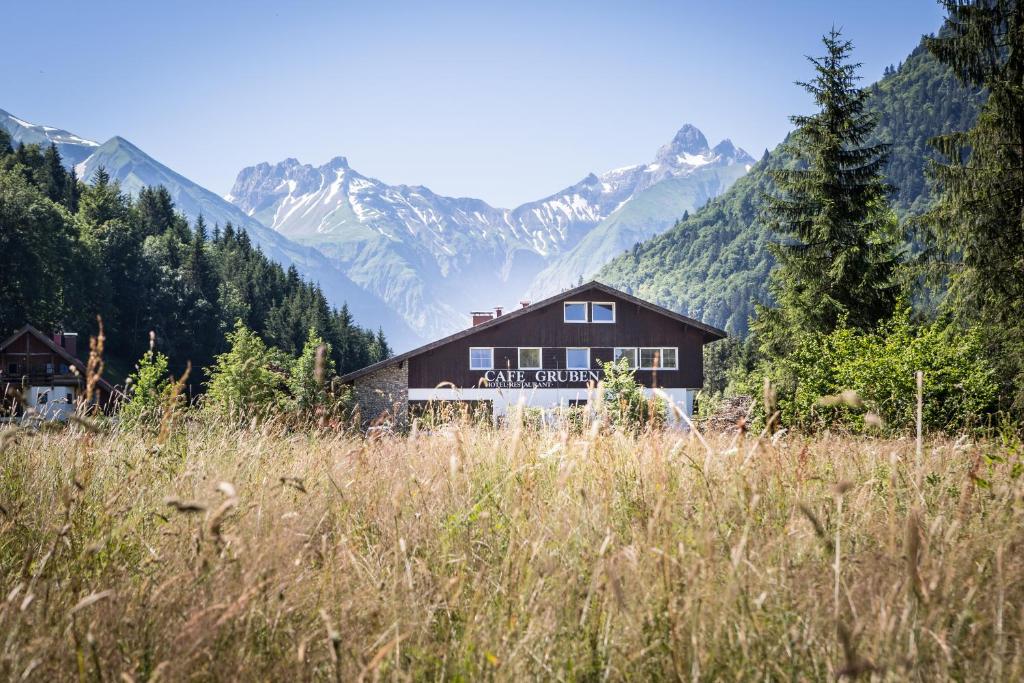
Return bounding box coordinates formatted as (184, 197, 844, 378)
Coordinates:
(0, 418, 1021, 680)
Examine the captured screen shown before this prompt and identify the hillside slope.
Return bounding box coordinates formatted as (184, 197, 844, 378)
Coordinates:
(597, 40, 985, 335)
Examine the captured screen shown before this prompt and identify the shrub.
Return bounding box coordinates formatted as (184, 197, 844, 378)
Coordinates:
(203, 320, 290, 423)
(743, 310, 998, 433)
(601, 358, 665, 431)
(120, 347, 173, 429)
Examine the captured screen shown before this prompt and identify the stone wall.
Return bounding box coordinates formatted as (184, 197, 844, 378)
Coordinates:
(351, 362, 408, 428)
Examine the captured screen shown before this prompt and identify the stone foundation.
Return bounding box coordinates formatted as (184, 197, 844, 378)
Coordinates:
(351, 362, 408, 428)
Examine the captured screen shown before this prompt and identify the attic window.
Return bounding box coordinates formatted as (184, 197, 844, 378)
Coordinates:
(592, 302, 615, 323)
(564, 302, 587, 323)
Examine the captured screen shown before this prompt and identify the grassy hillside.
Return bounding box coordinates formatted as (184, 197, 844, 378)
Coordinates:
(598, 40, 985, 335)
(0, 422, 1019, 679)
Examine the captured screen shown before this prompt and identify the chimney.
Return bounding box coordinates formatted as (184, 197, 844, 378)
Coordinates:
(63, 333, 77, 358)
(471, 311, 494, 327)
(519, 300, 530, 308)
(494, 306, 503, 317)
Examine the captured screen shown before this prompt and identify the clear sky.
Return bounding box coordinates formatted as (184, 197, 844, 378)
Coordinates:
(3, 0, 945, 208)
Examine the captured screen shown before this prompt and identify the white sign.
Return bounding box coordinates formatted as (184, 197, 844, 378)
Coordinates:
(482, 369, 602, 388)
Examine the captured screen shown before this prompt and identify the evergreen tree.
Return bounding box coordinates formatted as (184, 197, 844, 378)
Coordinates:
(922, 0, 1024, 410)
(754, 29, 902, 354)
(288, 328, 336, 415)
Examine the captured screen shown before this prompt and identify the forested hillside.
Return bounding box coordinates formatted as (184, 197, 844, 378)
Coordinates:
(0, 129, 389, 384)
(598, 39, 985, 335)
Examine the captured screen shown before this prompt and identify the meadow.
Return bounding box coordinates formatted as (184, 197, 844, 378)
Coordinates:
(0, 419, 1021, 681)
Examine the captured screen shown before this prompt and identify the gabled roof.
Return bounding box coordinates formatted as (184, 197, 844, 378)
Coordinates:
(340, 280, 727, 383)
(0, 324, 116, 393)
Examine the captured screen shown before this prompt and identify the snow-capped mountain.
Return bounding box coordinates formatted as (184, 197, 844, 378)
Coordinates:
(228, 124, 753, 338)
(0, 109, 421, 351)
(1, 107, 98, 166)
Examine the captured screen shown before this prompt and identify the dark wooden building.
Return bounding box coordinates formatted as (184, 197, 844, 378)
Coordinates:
(0, 325, 115, 420)
(341, 281, 726, 425)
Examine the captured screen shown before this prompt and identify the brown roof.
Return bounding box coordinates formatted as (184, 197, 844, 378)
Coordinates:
(340, 280, 727, 383)
(0, 324, 116, 394)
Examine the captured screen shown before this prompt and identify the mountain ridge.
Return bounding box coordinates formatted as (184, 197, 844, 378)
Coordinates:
(228, 124, 753, 338)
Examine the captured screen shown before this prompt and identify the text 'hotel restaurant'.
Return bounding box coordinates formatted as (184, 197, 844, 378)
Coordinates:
(341, 281, 726, 425)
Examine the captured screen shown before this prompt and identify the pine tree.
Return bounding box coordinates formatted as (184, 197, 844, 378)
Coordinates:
(42, 144, 68, 205)
(754, 29, 902, 354)
(922, 0, 1024, 409)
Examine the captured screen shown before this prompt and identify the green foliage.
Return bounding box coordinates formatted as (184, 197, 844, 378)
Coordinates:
(598, 35, 984, 337)
(203, 320, 290, 423)
(601, 358, 664, 431)
(920, 0, 1024, 413)
(120, 347, 173, 428)
(741, 311, 998, 433)
(756, 30, 902, 351)
(288, 328, 346, 418)
(0, 140, 389, 387)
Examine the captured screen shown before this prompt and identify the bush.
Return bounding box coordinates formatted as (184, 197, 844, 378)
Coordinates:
(601, 358, 665, 431)
(742, 310, 998, 433)
(120, 347, 174, 429)
(203, 320, 290, 423)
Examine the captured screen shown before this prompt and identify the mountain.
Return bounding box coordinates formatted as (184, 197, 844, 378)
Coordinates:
(228, 124, 752, 339)
(0, 107, 97, 166)
(0, 111, 421, 351)
(526, 134, 753, 295)
(596, 39, 986, 336)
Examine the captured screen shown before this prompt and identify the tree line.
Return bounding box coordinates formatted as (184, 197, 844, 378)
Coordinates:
(0, 131, 390, 388)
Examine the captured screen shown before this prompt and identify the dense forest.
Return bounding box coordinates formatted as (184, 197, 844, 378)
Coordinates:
(0, 130, 389, 385)
(599, 37, 986, 335)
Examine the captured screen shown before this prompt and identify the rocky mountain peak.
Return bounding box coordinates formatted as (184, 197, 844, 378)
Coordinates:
(655, 124, 710, 164)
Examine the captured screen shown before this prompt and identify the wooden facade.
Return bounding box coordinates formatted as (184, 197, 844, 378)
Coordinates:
(342, 282, 726, 425)
(406, 288, 708, 390)
(0, 325, 114, 419)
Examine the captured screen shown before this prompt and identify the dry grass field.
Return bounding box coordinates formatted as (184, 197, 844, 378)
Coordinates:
(0, 419, 1021, 680)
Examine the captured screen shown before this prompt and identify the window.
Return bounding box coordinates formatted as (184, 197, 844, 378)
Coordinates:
(564, 302, 588, 323)
(7, 363, 16, 375)
(566, 347, 590, 369)
(613, 347, 637, 368)
(592, 302, 615, 323)
(640, 347, 678, 370)
(469, 347, 493, 370)
(518, 347, 542, 369)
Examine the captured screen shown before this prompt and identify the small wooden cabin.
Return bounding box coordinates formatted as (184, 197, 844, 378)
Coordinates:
(0, 325, 115, 420)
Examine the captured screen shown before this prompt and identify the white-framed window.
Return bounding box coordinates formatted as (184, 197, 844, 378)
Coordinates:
(613, 347, 637, 368)
(566, 347, 590, 369)
(592, 302, 615, 323)
(518, 347, 542, 369)
(639, 347, 678, 370)
(469, 347, 494, 370)
(563, 302, 588, 323)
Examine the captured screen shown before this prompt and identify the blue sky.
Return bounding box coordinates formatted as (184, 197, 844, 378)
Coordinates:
(3, 0, 944, 207)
